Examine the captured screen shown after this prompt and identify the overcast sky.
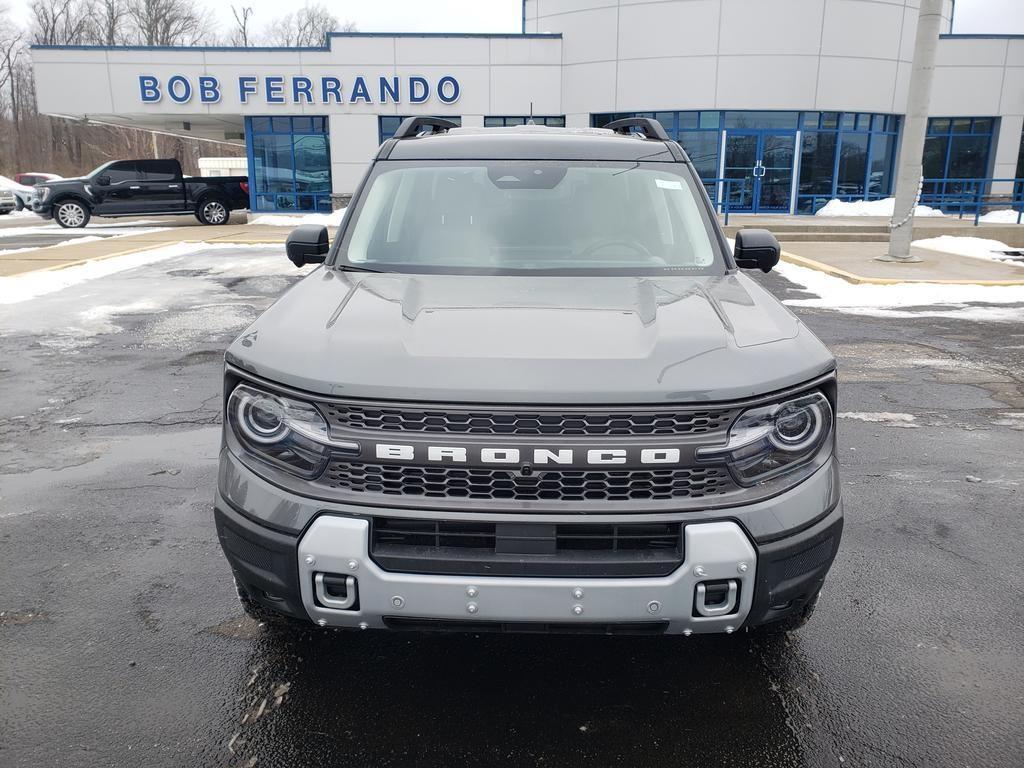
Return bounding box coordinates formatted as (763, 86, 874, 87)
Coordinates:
(6, 0, 1023, 38)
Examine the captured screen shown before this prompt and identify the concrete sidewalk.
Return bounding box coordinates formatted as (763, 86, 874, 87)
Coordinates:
(0, 224, 289, 276)
(780, 240, 1024, 285)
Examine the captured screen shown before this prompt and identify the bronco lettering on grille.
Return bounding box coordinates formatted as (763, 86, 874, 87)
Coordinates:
(375, 444, 683, 465)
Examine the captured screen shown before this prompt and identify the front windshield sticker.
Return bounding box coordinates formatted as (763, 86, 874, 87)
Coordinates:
(655, 179, 683, 190)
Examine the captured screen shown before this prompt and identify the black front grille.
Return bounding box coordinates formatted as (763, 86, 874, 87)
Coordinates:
(370, 518, 683, 577)
(382, 617, 669, 635)
(319, 462, 734, 502)
(320, 402, 734, 436)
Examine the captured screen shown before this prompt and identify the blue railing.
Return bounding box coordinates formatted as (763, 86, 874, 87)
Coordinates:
(919, 177, 1024, 225)
(702, 176, 1024, 225)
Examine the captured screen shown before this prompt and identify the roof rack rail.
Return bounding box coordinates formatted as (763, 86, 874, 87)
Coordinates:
(392, 116, 460, 140)
(603, 117, 671, 142)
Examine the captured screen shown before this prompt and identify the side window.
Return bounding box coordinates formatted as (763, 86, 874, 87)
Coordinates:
(104, 162, 139, 184)
(141, 161, 179, 182)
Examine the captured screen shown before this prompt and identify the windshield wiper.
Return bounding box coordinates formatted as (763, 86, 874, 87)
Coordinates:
(335, 264, 385, 273)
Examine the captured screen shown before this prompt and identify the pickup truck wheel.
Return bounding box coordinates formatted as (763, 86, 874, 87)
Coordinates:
(197, 198, 230, 225)
(54, 200, 90, 228)
(234, 575, 307, 632)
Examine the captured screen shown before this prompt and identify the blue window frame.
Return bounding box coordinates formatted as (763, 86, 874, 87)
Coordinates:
(245, 116, 332, 213)
(921, 116, 997, 209)
(379, 115, 462, 143)
(592, 110, 901, 214)
(484, 115, 566, 127)
(797, 112, 900, 213)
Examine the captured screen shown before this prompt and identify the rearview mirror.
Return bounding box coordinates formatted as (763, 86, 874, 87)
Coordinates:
(286, 225, 330, 267)
(95, 175, 110, 186)
(733, 229, 780, 273)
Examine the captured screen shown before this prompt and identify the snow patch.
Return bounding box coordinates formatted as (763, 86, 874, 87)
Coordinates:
(0, 241, 222, 305)
(911, 235, 1021, 265)
(774, 260, 1024, 322)
(839, 412, 919, 427)
(249, 208, 346, 227)
(978, 209, 1024, 224)
(814, 198, 945, 218)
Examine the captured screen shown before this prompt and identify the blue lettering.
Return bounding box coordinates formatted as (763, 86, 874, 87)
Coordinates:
(167, 75, 192, 104)
(437, 75, 460, 104)
(350, 76, 371, 103)
(265, 76, 285, 104)
(238, 76, 258, 103)
(139, 75, 161, 103)
(409, 76, 429, 104)
(292, 77, 313, 103)
(379, 76, 399, 104)
(198, 76, 220, 103)
(321, 77, 342, 103)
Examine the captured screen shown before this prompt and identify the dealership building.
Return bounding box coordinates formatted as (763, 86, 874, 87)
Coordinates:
(30, 0, 1024, 215)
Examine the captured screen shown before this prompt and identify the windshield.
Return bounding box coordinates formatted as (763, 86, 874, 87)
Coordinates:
(335, 160, 724, 276)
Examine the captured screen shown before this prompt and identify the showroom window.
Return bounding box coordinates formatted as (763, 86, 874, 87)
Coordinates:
(797, 112, 900, 213)
(379, 115, 462, 143)
(246, 116, 332, 213)
(593, 110, 901, 214)
(484, 115, 566, 127)
(1016, 126, 1024, 201)
(921, 117, 996, 205)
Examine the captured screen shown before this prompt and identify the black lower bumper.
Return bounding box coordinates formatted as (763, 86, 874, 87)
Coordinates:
(216, 501, 842, 630)
(216, 503, 307, 621)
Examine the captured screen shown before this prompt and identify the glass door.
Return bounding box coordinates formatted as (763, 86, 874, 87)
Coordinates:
(757, 133, 795, 212)
(723, 131, 796, 213)
(724, 132, 758, 212)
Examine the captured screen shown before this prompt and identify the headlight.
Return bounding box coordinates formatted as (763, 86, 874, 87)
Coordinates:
(697, 391, 833, 486)
(37, 187, 51, 202)
(227, 383, 351, 478)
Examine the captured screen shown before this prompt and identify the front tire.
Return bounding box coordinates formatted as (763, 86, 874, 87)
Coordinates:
(196, 197, 230, 225)
(15, 197, 25, 211)
(54, 200, 90, 228)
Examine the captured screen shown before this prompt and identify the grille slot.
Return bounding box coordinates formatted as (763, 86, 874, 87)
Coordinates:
(382, 618, 669, 635)
(370, 518, 684, 577)
(321, 403, 734, 436)
(319, 462, 734, 502)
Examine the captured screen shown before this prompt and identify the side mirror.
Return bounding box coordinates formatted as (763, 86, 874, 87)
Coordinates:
(95, 175, 110, 186)
(733, 228, 780, 273)
(286, 225, 330, 267)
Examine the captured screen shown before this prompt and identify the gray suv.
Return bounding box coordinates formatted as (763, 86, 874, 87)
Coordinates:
(216, 117, 841, 636)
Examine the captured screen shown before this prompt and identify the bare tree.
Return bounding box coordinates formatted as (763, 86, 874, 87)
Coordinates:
(31, 0, 98, 46)
(96, 0, 129, 45)
(264, 3, 354, 47)
(125, 0, 214, 46)
(229, 5, 253, 47)
(0, 6, 25, 124)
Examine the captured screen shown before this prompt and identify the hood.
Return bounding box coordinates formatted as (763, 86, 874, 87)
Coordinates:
(227, 270, 835, 404)
(38, 176, 87, 189)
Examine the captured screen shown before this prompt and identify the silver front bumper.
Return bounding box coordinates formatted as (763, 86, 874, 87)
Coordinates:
(297, 517, 757, 635)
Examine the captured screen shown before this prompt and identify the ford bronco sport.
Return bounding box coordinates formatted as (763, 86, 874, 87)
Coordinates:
(216, 117, 841, 636)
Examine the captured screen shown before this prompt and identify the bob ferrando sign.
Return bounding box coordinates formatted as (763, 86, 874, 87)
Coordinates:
(138, 74, 461, 106)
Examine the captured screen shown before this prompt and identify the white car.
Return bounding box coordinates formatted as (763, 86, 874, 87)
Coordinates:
(0, 174, 38, 212)
(0, 187, 16, 215)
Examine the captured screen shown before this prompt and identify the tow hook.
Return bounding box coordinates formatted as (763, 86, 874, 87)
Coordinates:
(694, 580, 739, 617)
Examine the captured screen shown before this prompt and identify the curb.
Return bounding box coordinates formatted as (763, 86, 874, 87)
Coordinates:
(780, 250, 1024, 287)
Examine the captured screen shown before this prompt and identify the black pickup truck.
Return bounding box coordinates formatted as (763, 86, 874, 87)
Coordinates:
(33, 158, 249, 228)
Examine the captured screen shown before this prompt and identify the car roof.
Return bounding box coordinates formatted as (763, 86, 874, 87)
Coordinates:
(383, 125, 683, 162)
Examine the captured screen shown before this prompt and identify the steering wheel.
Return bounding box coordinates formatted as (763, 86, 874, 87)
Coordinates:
(578, 238, 655, 261)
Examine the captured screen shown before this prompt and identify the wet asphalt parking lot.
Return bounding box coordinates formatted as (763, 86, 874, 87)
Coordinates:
(1, 245, 1022, 767)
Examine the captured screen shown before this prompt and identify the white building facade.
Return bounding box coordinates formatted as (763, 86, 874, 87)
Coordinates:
(30, 0, 1024, 214)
